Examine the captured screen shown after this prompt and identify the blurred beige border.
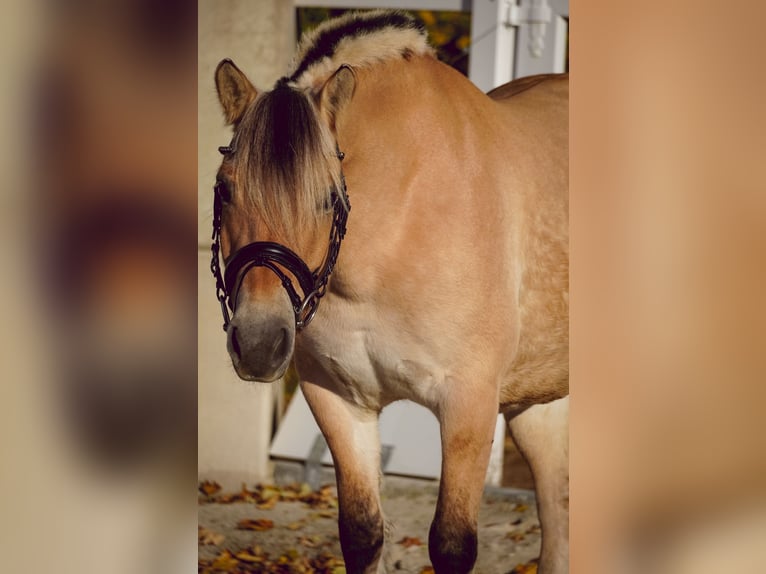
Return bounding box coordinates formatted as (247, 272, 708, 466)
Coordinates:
(571, 1, 766, 572)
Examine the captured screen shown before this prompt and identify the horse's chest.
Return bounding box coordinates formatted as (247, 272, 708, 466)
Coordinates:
(296, 314, 443, 412)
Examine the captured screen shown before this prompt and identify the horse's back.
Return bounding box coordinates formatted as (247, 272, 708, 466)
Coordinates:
(487, 73, 568, 102)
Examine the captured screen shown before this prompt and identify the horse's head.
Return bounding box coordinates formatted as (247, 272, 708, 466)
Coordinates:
(213, 59, 352, 382)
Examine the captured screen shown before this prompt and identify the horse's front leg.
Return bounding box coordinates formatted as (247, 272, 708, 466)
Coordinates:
(430, 382, 499, 574)
(301, 381, 384, 574)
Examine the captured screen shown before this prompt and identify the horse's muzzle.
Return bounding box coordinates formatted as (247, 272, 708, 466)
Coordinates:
(226, 313, 293, 382)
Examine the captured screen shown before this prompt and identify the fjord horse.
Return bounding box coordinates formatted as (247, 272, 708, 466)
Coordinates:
(211, 11, 568, 574)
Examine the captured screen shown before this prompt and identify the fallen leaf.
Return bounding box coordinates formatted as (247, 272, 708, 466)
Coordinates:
(299, 483, 313, 497)
(507, 530, 526, 542)
(258, 487, 279, 506)
(298, 535, 322, 548)
(198, 526, 225, 546)
(235, 549, 264, 563)
(199, 480, 222, 496)
(420, 567, 435, 574)
(510, 562, 538, 574)
(199, 543, 345, 574)
(198, 480, 341, 512)
(512, 503, 529, 513)
(397, 536, 424, 548)
(286, 520, 306, 530)
(237, 484, 256, 503)
(278, 485, 298, 502)
(211, 549, 239, 571)
(236, 518, 275, 531)
(256, 496, 278, 510)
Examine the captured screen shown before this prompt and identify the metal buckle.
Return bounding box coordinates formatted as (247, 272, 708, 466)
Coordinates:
(296, 289, 321, 330)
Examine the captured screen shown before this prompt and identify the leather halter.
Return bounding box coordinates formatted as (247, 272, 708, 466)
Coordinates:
(210, 146, 349, 332)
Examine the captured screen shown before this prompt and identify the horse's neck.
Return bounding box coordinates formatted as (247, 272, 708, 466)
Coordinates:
(337, 55, 496, 206)
(329, 56, 515, 306)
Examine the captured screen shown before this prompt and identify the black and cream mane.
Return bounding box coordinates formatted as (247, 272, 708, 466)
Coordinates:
(288, 10, 432, 91)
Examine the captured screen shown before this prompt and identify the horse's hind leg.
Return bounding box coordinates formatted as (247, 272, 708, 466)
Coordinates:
(301, 382, 384, 574)
(430, 385, 499, 574)
(507, 395, 569, 574)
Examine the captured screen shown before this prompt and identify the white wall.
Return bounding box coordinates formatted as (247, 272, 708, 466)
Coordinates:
(198, 0, 294, 489)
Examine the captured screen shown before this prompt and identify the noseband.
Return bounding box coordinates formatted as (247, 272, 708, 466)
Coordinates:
(210, 146, 349, 332)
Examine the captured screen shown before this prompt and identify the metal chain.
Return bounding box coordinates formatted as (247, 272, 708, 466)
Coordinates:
(211, 187, 231, 331)
(296, 174, 349, 329)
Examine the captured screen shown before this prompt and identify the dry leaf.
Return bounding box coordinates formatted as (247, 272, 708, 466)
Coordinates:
(420, 567, 435, 574)
(510, 563, 538, 574)
(235, 549, 264, 563)
(199, 543, 345, 574)
(512, 503, 529, 513)
(236, 518, 275, 531)
(199, 481, 340, 512)
(507, 530, 526, 542)
(256, 496, 278, 510)
(198, 526, 225, 546)
(211, 549, 239, 571)
(199, 480, 222, 496)
(286, 520, 306, 530)
(298, 483, 313, 496)
(298, 535, 321, 548)
(397, 536, 424, 548)
(261, 486, 280, 500)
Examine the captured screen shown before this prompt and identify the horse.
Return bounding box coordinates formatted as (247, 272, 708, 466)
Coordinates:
(209, 10, 568, 574)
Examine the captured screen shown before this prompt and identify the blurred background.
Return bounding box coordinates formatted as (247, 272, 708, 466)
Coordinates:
(0, 1, 764, 573)
(1, 0, 197, 573)
(571, 2, 766, 572)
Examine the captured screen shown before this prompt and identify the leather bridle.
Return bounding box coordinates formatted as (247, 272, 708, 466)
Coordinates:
(210, 146, 350, 332)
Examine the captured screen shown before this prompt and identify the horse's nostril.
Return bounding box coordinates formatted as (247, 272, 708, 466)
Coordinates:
(230, 326, 241, 360)
(271, 328, 288, 365)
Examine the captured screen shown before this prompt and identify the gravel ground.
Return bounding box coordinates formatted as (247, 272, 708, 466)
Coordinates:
(199, 467, 540, 574)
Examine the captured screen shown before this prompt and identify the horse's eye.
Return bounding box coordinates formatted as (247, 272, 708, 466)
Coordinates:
(215, 179, 231, 203)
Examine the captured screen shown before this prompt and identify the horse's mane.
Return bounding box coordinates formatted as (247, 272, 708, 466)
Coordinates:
(233, 11, 432, 240)
(233, 83, 341, 242)
(288, 10, 433, 91)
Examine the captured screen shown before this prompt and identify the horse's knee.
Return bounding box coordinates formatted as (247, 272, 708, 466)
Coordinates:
(338, 499, 384, 574)
(428, 515, 478, 574)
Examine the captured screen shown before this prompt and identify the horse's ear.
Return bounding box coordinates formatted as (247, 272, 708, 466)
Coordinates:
(317, 65, 356, 128)
(215, 59, 258, 125)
